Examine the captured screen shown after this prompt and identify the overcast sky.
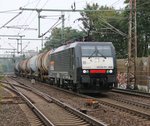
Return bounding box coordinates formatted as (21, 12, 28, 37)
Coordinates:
(0, 0, 126, 54)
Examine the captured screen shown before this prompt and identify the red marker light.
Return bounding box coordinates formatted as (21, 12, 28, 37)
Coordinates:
(90, 70, 106, 74)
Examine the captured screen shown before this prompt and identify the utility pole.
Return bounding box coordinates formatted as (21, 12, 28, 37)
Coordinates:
(17, 38, 19, 53)
(127, 0, 137, 89)
(16, 35, 24, 54)
(37, 10, 42, 38)
(20, 36, 23, 54)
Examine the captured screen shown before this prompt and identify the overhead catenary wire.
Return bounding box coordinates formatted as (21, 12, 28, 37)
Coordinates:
(97, 15, 127, 37)
(19, 0, 148, 36)
(22, 0, 40, 8)
(78, 13, 127, 37)
(22, 41, 30, 51)
(0, 0, 132, 42)
(78, 15, 127, 37)
(18, 0, 42, 34)
(18, 0, 52, 36)
(94, 23, 122, 35)
(41, 0, 49, 8)
(111, 0, 123, 7)
(21, 5, 129, 39)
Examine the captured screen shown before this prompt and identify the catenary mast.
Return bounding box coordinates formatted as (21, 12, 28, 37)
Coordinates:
(127, 0, 137, 89)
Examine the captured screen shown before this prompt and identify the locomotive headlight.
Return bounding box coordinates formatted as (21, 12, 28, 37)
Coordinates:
(83, 70, 86, 73)
(109, 70, 113, 73)
(83, 70, 89, 74)
(107, 70, 113, 74)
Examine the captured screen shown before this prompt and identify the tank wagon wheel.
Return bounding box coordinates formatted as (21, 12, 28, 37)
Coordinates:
(41, 78, 44, 82)
(56, 79, 60, 87)
(60, 79, 65, 88)
(49, 79, 54, 85)
(76, 83, 81, 93)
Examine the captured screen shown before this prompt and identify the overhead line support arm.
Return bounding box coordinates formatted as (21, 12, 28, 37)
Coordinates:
(20, 7, 125, 12)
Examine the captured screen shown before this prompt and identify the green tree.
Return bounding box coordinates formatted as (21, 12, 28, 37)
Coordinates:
(124, 0, 150, 57)
(43, 27, 84, 50)
(136, 0, 150, 56)
(79, 3, 128, 58)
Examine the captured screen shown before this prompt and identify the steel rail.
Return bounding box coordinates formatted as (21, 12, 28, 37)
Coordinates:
(112, 88, 150, 98)
(6, 78, 107, 126)
(1, 81, 55, 126)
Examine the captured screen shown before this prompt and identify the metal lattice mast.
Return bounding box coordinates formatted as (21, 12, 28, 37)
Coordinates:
(127, 0, 137, 89)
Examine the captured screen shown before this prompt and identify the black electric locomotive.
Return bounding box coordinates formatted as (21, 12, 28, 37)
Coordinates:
(48, 42, 117, 93)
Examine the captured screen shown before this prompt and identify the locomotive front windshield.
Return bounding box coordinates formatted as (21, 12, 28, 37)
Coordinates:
(81, 45, 112, 57)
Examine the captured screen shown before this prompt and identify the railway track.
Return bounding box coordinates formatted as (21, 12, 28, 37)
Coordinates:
(106, 92, 150, 109)
(96, 97, 150, 119)
(32, 79, 150, 120)
(7, 76, 150, 125)
(0, 82, 45, 126)
(112, 88, 150, 98)
(3, 77, 107, 126)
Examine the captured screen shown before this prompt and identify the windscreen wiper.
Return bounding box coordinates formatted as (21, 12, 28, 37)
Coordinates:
(88, 50, 97, 59)
(97, 50, 106, 59)
(88, 50, 107, 59)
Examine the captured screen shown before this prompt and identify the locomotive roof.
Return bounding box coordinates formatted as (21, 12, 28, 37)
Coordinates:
(52, 41, 113, 54)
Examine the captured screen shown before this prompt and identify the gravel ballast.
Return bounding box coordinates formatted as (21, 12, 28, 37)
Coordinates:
(0, 86, 30, 126)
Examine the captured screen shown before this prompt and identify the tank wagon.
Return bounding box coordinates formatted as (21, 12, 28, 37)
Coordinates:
(15, 50, 52, 80)
(48, 42, 117, 93)
(15, 58, 30, 77)
(14, 62, 20, 75)
(15, 41, 117, 93)
(36, 50, 52, 81)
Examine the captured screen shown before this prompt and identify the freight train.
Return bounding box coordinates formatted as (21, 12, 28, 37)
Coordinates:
(14, 42, 117, 93)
